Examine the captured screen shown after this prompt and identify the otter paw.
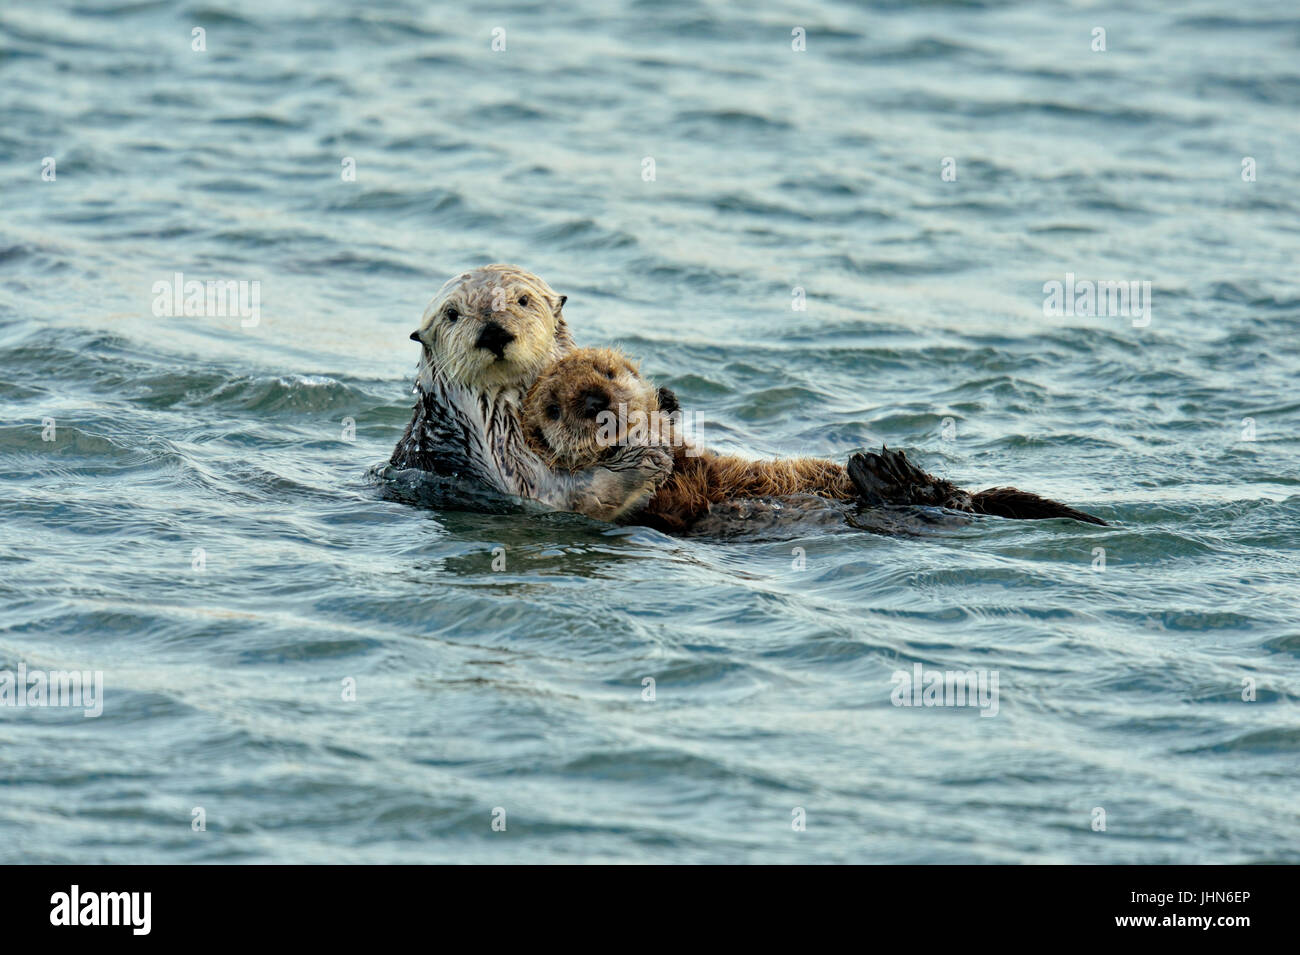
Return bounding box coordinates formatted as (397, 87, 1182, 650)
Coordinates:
(600, 443, 674, 519)
(606, 443, 673, 488)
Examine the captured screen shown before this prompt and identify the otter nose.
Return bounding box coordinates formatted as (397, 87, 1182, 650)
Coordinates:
(580, 387, 610, 420)
(475, 321, 514, 360)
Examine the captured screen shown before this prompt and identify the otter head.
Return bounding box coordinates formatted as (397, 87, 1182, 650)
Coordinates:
(410, 265, 573, 391)
(521, 348, 664, 471)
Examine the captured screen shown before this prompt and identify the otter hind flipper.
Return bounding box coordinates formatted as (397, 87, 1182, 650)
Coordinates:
(846, 447, 972, 510)
(846, 451, 900, 506)
(971, 487, 1107, 525)
(655, 386, 680, 415)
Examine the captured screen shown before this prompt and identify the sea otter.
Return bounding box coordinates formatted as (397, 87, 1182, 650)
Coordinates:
(389, 266, 671, 521)
(521, 347, 1108, 533)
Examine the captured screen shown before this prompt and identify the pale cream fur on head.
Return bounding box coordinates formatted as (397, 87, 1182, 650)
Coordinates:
(412, 264, 573, 391)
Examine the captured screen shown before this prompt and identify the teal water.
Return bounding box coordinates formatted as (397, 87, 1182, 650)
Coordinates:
(2, 0, 1298, 863)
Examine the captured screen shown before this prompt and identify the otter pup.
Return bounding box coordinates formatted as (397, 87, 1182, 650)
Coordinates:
(522, 348, 1107, 532)
(389, 266, 671, 521)
(521, 348, 857, 532)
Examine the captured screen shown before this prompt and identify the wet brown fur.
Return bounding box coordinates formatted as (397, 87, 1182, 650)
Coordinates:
(648, 451, 856, 533)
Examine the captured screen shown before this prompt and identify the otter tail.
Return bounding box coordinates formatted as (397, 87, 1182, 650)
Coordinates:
(846, 447, 1106, 526)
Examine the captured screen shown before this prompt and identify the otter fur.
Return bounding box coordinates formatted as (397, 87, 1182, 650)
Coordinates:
(521, 347, 1107, 532)
(389, 266, 671, 521)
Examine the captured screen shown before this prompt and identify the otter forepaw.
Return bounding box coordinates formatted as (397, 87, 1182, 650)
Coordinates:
(609, 443, 673, 486)
(600, 443, 674, 520)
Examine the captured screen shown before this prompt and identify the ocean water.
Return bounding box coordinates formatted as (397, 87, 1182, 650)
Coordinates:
(2, 0, 1298, 864)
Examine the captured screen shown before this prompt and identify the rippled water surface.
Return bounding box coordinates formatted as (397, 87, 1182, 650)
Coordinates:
(2, 0, 1299, 863)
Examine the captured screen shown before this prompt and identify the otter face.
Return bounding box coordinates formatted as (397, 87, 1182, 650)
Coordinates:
(411, 265, 570, 390)
(522, 348, 658, 471)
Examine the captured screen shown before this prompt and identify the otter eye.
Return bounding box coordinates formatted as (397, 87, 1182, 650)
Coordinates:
(518, 294, 530, 307)
(603, 367, 615, 379)
(444, 306, 459, 323)
(545, 404, 561, 421)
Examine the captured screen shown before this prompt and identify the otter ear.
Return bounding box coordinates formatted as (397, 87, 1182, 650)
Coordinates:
(558, 295, 567, 309)
(409, 330, 422, 343)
